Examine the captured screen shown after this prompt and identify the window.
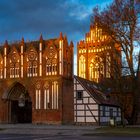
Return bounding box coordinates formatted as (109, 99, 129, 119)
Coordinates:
(52, 81, 59, 109)
(27, 61, 37, 77)
(102, 106, 106, 117)
(76, 91, 83, 100)
(10, 62, 20, 78)
(117, 108, 120, 117)
(110, 108, 113, 118)
(44, 89, 50, 109)
(46, 59, 57, 76)
(27, 50, 38, 77)
(0, 59, 3, 79)
(35, 89, 41, 109)
(79, 55, 86, 78)
(89, 56, 104, 82)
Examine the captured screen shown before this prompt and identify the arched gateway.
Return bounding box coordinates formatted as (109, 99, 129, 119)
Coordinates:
(5, 82, 32, 123)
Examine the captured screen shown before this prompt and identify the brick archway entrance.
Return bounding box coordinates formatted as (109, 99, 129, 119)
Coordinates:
(7, 82, 32, 123)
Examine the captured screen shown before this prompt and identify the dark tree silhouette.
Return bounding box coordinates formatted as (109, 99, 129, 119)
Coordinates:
(91, 0, 140, 124)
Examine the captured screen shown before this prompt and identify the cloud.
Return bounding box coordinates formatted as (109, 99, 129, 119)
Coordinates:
(0, 0, 112, 47)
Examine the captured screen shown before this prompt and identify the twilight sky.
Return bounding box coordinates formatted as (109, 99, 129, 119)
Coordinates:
(0, 0, 113, 74)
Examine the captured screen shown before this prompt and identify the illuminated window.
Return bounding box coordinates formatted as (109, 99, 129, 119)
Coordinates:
(44, 82, 50, 109)
(35, 89, 41, 109)
(0, 68, 3, 79)
(52, 81, 59, 109)
(0, 59, 3, 79)
(79, 55, 86, 78)
(46, 59, 57, 76)
(27, 50, 38, 77)
(106, 53, 111, 78)
(10, 62, 20, 78)
(89, 56, 104, 82)
(27, 61, 38, 77)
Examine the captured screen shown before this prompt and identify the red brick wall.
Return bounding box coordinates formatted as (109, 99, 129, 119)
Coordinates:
(0, 76, 74, 124)
(62, 78, 74, 124)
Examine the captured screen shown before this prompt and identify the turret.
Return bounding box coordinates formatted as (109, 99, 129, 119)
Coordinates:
(39, 34, 43, 76)
(59, 32, 64, 75)
(20, 37, 24, 78)
(4, 40, 8, 79)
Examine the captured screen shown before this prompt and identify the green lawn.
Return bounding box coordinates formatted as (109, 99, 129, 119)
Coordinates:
(84, 127, 140, 136)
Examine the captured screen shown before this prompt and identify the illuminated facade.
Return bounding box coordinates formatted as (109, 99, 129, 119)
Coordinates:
(0, 33, 74, 124)
(77, 24, 120, 82)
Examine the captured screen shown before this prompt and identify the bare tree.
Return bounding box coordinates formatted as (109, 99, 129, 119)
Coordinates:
(91, 0, 140, 124)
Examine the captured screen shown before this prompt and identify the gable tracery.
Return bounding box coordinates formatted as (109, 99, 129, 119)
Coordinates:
(89, 56, 104, 82)
(9, 49, 20, 78)
(27, 49, 38, 77)
(45, 45, 58, 76)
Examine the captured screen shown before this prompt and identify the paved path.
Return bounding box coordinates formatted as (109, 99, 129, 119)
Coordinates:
(0, 124, 98, 135)
(0, 124, 140, 140)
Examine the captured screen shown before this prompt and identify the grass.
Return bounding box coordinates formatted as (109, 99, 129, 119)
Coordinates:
(83, 126, 140, 136)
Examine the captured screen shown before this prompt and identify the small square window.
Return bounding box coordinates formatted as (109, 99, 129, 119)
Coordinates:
(76, 91, 83, 100)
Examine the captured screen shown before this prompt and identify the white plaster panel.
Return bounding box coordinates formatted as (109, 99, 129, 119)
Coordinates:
(77, 84, 84, 90)
(83, 91, 90, 97)
(77, 105, 84, 110)
(83, 98, 88, 104)
(86, 110, 92, 116)
(77, 117, 85, 122)
(77, 100, 83, 104)
(87, 104, 98, 110)
(77, 111, 85, 116)
(74, 91, 76, 98)
(86, 117, 95, 122)
(89, 98, 96, 104)
(92, 111, 98, 116)
(95, 117, 98, 121)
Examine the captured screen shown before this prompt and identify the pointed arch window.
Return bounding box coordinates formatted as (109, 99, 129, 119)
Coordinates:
(0, 60, 3, 79)
(35, 83, 41, 109)
(106, 53, 111, 78)
(52, 81, 59, 109)
(79, 55, 86, 78)
(46, 57, 57, 76)
(44, 82, 50, 109)
(9, 51, 20, 78)
(89, 56, 104, 82)
(27, 50, 38, 77)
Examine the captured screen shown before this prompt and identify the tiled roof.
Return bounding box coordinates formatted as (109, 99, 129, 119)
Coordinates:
(74, 75, 119, 106)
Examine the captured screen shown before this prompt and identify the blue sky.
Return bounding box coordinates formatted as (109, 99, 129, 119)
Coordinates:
(0, 0, 113, 74)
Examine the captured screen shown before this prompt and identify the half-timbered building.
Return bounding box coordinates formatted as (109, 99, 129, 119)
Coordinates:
(74, 75, 121, 125)
(0, 33, 74, 124)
